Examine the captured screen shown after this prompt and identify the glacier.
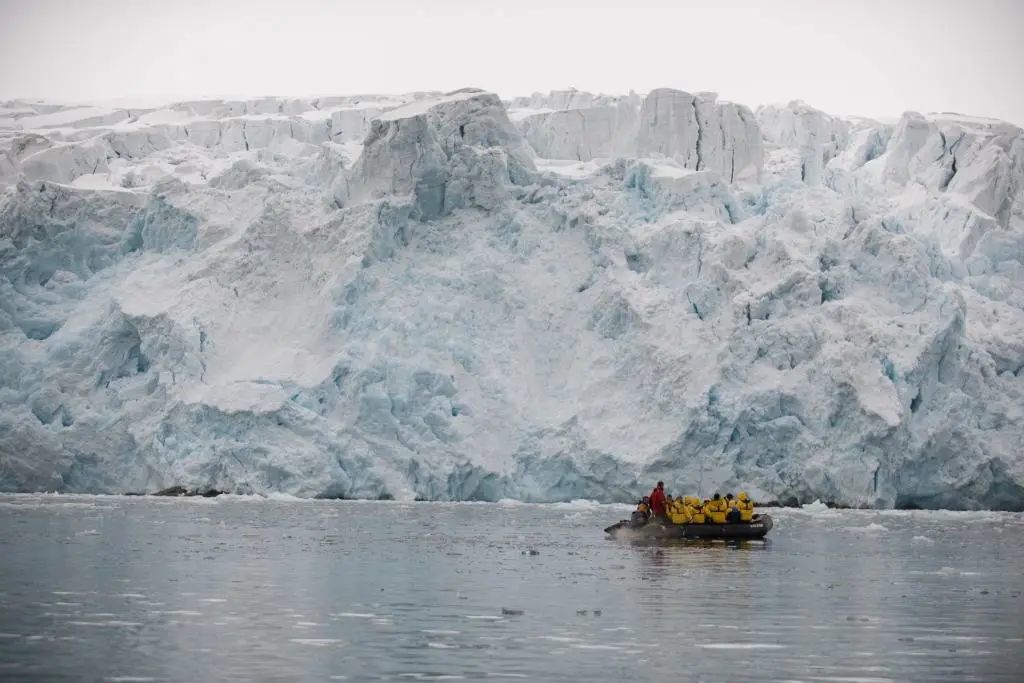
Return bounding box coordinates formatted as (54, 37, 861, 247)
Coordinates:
(0, 87, 1022, 509)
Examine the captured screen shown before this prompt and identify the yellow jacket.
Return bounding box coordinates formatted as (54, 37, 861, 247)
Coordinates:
(682, 496, 704, 524)
(705, 498, 728, 524)
(736, 492, 754, 522)
(666, 499, 687, 524)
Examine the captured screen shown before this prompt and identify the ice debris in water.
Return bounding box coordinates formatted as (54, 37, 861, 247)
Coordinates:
(800, 500, 832, 515)
(1, 89, 1023, 510)
(931, 566, 983, 577)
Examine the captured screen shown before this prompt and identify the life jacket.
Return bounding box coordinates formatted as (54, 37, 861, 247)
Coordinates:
(662, 498, 679, 524)
(698, 500, 711, 523)
(637, 502, 649, 514)
(736, 492, 754, 522)
(682, 496, 704, 524)
(705, 498, 728, 524)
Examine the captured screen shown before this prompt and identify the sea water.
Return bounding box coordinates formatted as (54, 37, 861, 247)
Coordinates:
(0, 495, 1021, 682)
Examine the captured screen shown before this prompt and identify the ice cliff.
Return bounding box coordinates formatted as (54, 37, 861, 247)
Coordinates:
(1, 88, 1022, 509)
(514, 88, 762, 183)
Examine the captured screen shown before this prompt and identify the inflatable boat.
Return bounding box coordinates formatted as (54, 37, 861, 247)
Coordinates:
(603, 514, 773, 540)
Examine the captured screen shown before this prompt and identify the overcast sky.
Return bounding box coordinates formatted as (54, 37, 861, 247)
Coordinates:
(1, 0, 1022, 124)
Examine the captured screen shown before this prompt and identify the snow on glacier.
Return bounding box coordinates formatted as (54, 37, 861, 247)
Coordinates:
(0, 88, 1022, 509)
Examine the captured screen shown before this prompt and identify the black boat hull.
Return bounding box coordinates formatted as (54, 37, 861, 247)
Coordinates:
(604, 514, 773, 540)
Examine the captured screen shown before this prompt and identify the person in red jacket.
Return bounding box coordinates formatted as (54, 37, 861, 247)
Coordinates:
(648, 481, 667, 518)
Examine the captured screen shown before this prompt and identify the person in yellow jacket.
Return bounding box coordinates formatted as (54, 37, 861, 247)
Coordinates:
(735, 491, 755, 522)
(704, 493, 728, 524)
(667, 495, 688, 524)
(683, 496, 705, 524)
(630, 497, 651, 524)
(724, 493, 742, 523)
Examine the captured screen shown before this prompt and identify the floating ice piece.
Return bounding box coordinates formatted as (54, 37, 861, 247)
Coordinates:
(801, 500, 831, 514)
(696, 643, 787, 650)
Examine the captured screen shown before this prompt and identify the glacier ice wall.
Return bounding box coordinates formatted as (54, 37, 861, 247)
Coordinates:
(757, 100, 850, 187)
(511, 88, 763, 183)
(1, 88, 1022, 509)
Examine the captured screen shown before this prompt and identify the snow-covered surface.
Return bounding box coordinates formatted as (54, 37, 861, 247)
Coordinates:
(1, 88, 1022, 509)
(376, 90, 483, 122)
(534, 159, 604, 178)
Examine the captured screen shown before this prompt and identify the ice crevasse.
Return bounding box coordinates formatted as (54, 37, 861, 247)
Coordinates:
(0, 87, 1022, 509)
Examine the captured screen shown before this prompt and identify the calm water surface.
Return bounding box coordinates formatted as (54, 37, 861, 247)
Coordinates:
(1, 495, 1022, 682)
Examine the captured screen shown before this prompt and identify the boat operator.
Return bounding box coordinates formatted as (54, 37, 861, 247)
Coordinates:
(648, 481, 667, 519)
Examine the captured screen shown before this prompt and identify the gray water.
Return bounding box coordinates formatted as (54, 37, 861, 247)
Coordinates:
(0, 495, 1022, 682)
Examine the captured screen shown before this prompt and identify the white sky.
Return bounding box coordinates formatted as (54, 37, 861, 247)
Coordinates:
(1, 0, 1022, 124)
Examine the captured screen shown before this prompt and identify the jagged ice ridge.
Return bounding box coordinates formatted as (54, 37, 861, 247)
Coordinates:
(1, 87, 1022, 509)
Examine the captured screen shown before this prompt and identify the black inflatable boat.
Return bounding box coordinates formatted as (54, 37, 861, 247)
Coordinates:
(604, 514, 773, 540)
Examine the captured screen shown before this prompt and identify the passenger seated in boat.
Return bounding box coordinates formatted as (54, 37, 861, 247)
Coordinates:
(705, 493, 728, 524)
(735, 491, 754, 522)
(724, 492, 742, 523)
(683, 496, 704, 524)
(667, 496, 689, 524)
(631, 498, 651, 523)
(663, 493, 688, 528)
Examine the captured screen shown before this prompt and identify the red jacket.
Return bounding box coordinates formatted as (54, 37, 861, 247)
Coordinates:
(649, 487, 667, 516)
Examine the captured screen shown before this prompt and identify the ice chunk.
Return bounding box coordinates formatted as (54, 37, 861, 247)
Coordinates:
(638, 89, 763, 182)
(518, 102, 639, 161)
(758, 100, 850, 186)
(348, 89, 535, 218)
(801, 500, 831, 514)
